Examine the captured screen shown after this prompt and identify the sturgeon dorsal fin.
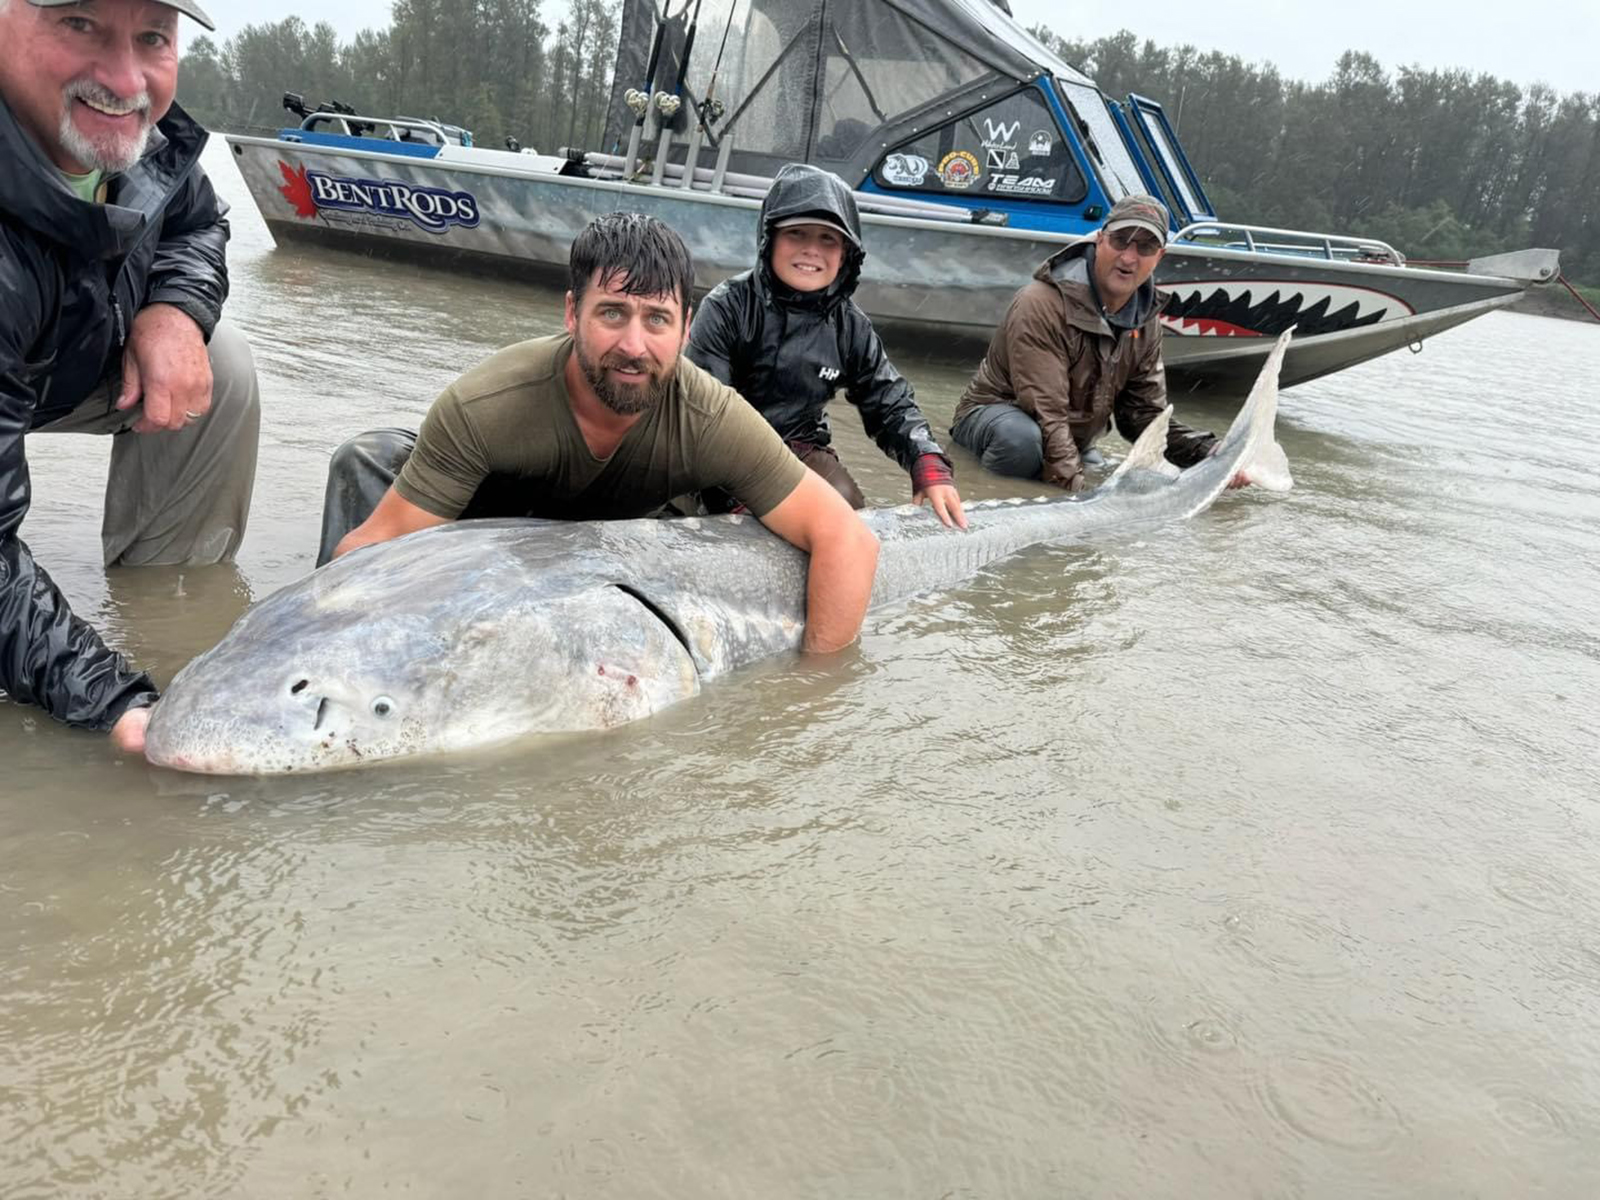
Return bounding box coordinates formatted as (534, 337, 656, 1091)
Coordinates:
(1108, 406, 1178, 484)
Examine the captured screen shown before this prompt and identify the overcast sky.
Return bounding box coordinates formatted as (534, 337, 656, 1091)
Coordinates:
(204, 1, 1597, 96)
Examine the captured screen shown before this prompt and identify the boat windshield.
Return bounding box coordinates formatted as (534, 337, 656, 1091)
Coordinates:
(1126, 95, 1214, 220)
(1053, 77, 1145, 201)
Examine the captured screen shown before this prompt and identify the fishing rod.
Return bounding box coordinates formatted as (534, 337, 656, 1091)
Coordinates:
(676, 0, 738, 189)
(648, 0, 704, 185)
(622, 0, 676, 177)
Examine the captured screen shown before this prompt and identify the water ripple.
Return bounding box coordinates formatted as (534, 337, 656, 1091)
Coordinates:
(1254, 1052, 1406, 1152)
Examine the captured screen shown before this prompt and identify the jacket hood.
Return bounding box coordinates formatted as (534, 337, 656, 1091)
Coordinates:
(756, 163, 866, 310)
(1034, 237, 1168, 332)
(0, 95, 207, 260)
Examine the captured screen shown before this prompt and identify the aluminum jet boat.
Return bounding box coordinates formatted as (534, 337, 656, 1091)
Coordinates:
(226, 0, 1559, 392)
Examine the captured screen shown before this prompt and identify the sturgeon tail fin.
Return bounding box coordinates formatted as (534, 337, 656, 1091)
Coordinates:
(1237, 329, 1295, 492)
(1106, 328, 1293, 501)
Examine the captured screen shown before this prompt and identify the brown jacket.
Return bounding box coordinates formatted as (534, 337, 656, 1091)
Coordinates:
(953, 241, 1215, 488)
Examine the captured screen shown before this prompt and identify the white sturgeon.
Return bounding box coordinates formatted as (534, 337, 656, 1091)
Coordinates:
(145, 333, 1295, 774)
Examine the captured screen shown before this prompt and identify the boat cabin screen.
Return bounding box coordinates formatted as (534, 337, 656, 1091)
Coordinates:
(871, 89, 1085, 204)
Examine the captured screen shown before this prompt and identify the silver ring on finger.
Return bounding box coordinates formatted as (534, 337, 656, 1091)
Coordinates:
(183, 409, 203, 420)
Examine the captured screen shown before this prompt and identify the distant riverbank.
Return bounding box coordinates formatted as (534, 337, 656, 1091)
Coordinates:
(1513, 283, 1600, 323)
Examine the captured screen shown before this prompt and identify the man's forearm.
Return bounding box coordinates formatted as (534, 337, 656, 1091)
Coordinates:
(1036, 417, 1084, 486)
(1, 538, 159, 729)
(138, 298, 211, 342)
(146, 171, 231, 340)
(801, 523, 880, 653)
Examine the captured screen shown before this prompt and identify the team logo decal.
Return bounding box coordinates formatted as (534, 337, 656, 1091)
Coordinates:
(1159, 282, 1414, 338)
(881, 152, 929, 187)
(277, 160, 481, 233)
(937, 150, 981, 190)
(987, 174, 1053, 197)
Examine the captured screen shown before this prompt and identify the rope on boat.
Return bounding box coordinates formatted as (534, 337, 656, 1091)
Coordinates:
(1557, 274, 1600, 323)
(1409, 261, 1600, 324)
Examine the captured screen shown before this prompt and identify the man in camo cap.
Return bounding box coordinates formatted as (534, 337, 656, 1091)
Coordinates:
(951, 193, 1228, 493)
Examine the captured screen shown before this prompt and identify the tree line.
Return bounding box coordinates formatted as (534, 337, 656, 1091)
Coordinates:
(178, 1, 620, 159)
(175, 9, 1596, 288)
(1034, 29, 1597, 287)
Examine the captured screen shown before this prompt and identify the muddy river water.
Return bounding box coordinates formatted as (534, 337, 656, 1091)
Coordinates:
(3, 141, 1598, 1198)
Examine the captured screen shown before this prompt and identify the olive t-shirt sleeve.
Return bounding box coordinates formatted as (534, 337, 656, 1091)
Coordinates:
(690, 374, 807, 517)
(394, 385, 493, 518)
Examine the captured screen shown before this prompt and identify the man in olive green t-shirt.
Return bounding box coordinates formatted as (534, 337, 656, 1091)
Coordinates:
(319, 213, 880, 655)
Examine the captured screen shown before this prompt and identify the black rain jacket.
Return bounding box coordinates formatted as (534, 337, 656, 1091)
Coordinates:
(1, 97, 229, 730)
(685, 163, 946, 475)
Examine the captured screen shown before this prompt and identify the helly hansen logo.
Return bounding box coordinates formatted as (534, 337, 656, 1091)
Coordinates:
(818, 366, 841, 381)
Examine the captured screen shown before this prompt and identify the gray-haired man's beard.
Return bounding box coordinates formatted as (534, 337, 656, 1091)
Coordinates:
(58, 78, 152, 173)
(574, 340, 675, 416)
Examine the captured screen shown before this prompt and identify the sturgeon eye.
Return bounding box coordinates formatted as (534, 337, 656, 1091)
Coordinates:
(371, 696, 395, 718)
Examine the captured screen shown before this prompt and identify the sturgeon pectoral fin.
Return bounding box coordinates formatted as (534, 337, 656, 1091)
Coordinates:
(1108, 406, 1177, 484)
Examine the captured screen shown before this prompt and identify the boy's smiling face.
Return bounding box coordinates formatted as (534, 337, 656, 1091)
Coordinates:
(770, 223, 845, 293)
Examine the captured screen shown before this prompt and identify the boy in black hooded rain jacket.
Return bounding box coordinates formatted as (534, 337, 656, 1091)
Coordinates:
(687, 164, 966, 528)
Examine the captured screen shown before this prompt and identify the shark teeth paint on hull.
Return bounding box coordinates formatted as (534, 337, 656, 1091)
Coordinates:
(1161, 282, 1410, 339)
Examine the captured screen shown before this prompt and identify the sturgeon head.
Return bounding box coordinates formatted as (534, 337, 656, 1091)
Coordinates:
(144, 520, 701, 774)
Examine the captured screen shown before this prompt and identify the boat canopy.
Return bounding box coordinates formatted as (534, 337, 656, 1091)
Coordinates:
(602, 0, 1101, 187)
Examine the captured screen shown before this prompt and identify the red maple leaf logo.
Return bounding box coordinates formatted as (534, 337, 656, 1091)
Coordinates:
(277, 161, 317, 219)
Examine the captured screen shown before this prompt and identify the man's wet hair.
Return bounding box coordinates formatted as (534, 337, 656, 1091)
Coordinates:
(569, 212, 694, 316)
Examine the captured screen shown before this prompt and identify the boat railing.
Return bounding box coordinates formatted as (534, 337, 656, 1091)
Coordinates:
(1172, 221, 1405, 266)
(581, 151, 991, 226)
(286, 112, 461, 148)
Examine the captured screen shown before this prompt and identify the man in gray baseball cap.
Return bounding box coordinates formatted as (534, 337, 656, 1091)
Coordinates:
(0, 0, 260, 755)
(1101, 193, 1169, 242)
(29, 0, 214, 29)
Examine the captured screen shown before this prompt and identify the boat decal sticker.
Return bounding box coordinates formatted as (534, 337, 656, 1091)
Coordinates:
(275, 159, 481, 233)
(987, 174, 1054, 197)
(881, 153, 929, 187)
(277, 162, 318, 218)
(980, 119, 1020, 150)
(1028, 130, 1053, 156)
(1159, 281, 1415, 338)
(937, 151, 981, 190)
(986, 148, 1020, 171)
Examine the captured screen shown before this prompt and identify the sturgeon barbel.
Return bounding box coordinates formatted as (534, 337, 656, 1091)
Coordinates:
(145, 333, 1296, 775)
